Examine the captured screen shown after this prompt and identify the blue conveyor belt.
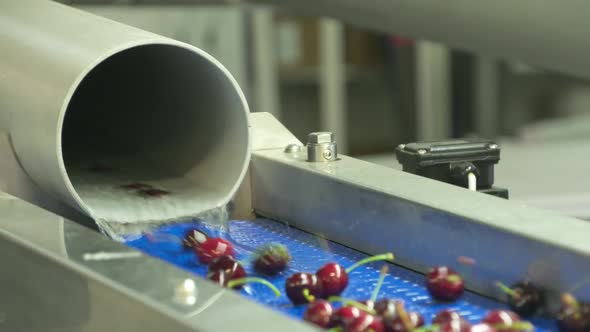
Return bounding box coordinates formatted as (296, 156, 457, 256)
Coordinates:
(124, 218, 556, 331)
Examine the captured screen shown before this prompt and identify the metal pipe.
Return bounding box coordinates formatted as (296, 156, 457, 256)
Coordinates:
(0, 0, 251, 232)
(255, 0, 590, 79)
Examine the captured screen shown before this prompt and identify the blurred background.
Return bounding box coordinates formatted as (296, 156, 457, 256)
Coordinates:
(57, 0, 590, 219)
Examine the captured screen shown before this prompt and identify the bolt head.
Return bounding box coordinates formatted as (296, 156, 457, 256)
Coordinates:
(398, 144, 406, 150)
(488, 143, 499, 150)
(417, 149, 427, 155)
(308, 132, 334, 144)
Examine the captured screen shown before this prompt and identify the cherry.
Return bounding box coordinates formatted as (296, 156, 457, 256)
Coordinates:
(437, 320, 472, 332)
(433, 310, 468, 326)
(208, 255, 246, 280)
(346, 315, 385, 332)
(195, 238, 235, 264)
(207, 270, 234, 287)
(426, 266, 464, 302)
(316, 253, 394, 298)
(208, 271, 280, 297)
(482, 310, 531, 332)
(556, 293, 590, 332)
(304, 300, 334, 328)
(496, 282, 544, 317)
(253, 243, 291, 275)
(120, 182, 152, 190)
(469, 324, 497, 332)
(374, 298, 403, 321)
(388, 311, 424, 332)
(139, 188, 170, 197)
(285, 272, 323, 305)
(183, 228, 208, 249)
(332, 306, 367, 327)
(317, 262, 349, 297)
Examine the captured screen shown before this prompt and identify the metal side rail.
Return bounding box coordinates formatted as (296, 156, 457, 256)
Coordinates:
(250, 148, 590, 305)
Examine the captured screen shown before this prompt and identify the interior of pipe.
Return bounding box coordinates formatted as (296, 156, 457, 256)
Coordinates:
(60, 44, 249, 226)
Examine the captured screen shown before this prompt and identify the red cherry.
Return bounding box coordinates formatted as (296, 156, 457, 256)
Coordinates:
(316, 262, 349, 297)
(183, 228, 208, 249)
(285, 272, 323, 305)
(195, 238, 234, 264)
(374, 298, 403, 321)
(304, 300, 334, 328)
(207, 270, 234, 287)
(332, 306, 367, 327)
(469, 324, 497, 332)
(433, 310, 468, 326)
(388, 311, 424, 332)
(426, 266, 465, 301)
(253, 243, 291, 275)
(438, 320, 472, 332)
(482, 310, 522, 332)
(208, 255, 246, 279)
(346, 315, 385, 332)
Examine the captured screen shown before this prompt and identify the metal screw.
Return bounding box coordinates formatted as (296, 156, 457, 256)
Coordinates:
(308, 132, 334, 144)
(398, 144, 406, 150)
(284, 144, 302, 153)
(417, 149, 427, 155)
(488, 144, 499, 150)
(307, 131, 337, 162)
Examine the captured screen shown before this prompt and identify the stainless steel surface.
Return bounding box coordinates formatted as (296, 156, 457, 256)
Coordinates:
(255, 0, 590, 79)
(251, 147, 590, 301)
(0, 191, 319, 332)
(306, 132, 338, 162)
(0, 0, 250, 228)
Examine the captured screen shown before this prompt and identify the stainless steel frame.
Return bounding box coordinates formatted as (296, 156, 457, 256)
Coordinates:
(249, 114, 590, 303)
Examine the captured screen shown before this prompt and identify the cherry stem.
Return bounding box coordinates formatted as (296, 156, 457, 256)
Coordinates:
(302, 288, 316, 303)
(496, 282, 519, 298)
(326, 328, 343, 332)
(346, 253, 395, 273)
(413, 325, 440, 332)
(493, 321, 534, 331)
(396, 302, 413, 332)
(226, 277, 281, 297)
(327, 296, 376, 315)
(370, 265, 389, 302)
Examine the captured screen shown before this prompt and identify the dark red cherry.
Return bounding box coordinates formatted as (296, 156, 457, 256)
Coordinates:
(139, 188, 170, 197)
(253, 243, 291, 275)
(388, 311, 424, 332)
(497, 282, 544, 317)
(374, 298, 403, 321)
(482, 310, 524, 332)
(285, 272, 323, 305)
(556, 294, 590, 332)
(120, 182, 152, 190)
(433, 310, 468, 326)
(207, 270, 234, 287)
(183, 228, 208, 249)
(316, 262, 348, 297)
(438, 320, 472, 332)
(195, 238, 235, 264)
(346, 315, 385, 332)
(304, 300, 334, 328)
(331, 305, 367, 328)
(469, 323, 497, 332)
(426, 266, 464, 301)
(208, 255, 246, 280)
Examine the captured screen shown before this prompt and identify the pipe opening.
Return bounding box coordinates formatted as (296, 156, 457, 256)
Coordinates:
(61, 44, 249, 224)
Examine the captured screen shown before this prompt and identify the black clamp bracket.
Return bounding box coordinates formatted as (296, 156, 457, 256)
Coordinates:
(395, 138, 509, 199)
